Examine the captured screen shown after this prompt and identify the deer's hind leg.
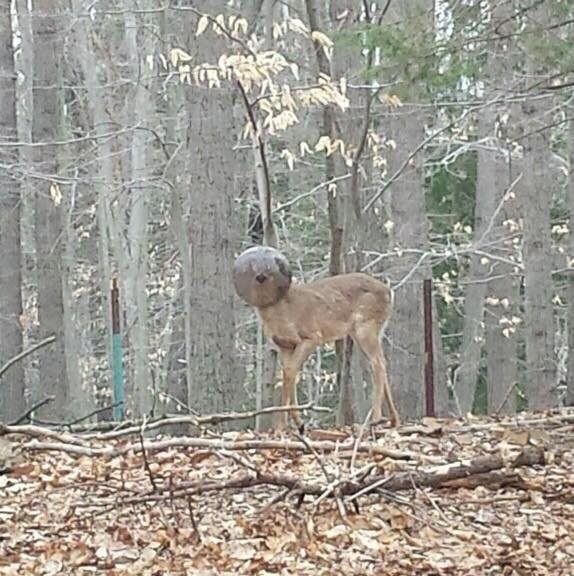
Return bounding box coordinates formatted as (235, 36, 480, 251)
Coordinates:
(352, 322, 400, 427)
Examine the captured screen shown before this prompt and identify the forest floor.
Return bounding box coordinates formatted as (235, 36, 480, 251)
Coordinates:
(1, 410, 573, 575)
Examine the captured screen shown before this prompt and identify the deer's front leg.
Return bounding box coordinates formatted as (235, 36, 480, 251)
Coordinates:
(276, 339, 316, 430)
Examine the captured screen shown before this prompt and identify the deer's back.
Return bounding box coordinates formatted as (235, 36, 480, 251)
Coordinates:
(287, 273, 391, 341)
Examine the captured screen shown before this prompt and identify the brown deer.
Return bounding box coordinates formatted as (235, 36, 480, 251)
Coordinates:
(233, 246, 400, 429)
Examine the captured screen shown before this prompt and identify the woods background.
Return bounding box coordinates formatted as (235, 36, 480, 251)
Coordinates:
(0, 0, 573, 427)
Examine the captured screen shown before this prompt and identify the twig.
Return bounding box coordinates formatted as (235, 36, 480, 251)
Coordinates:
(273, 174, 351, 214)
(9, 397, 55, 425)
(350, 409, 372, 474)
(66, 402, 122, 427)
(139, 416, 158, 492)
(393, 253, 430, 291)
(260, 487, 292, 515)
(455, 412, 574, 432)
(216, 449, 258, 473)
(494, 381, 518, 416)
(296, 431, 348, 521)
(236, 77, 277, 247)
(313, 462, 375, 512)
(0, 336, 56, 380)
(474, 174, 523, 248)
(409, 473, 452, 526)
(363, 97, 503, 214)
(295, 432, 333, 482)
(347, 475, 393, 503)
(186, 496, 201, 542)
(171, 5, 256, 57)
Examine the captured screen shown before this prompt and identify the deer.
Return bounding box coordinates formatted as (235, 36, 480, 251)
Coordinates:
(233, 246, 400, 430)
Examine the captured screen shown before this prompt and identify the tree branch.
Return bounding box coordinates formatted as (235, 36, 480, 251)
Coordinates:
(0, 336, 56, 381)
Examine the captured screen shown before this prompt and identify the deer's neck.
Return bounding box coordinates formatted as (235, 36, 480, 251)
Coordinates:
(257, 291, 292, 326)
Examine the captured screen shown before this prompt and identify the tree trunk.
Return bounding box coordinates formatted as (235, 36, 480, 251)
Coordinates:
(455, 1, 519, 416)
(482, 4, 519, 417)
(484, 182, 520, 415)
(32, 0, 69, 420)
(568, 110, 574, 407)
(73, 0, 114, 413)
(0, 1, 25, 421)
(520, 72, 556, 410)
(123, 9, 154, 417)
(185, 1, 243, 416)
(384, 118, 427, 419)
(375, 1, 431, 422)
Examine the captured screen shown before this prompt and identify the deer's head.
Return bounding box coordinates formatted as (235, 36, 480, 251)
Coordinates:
(233, 246, 292, 308)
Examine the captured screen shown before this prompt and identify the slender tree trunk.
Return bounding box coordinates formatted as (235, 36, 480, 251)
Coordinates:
(455, 103, 503, 414)
(384, 103, 428, 420)
(305, 0, 350, 424)
(73, 3, 114, 411)
(32, 0, 69, 419)
(484, 155, 519, 415)
(330, 1, 364, 426)
(482, 5, 519, 416)
(252, 0, 280, 431)
(0, 1, 25, 421)
(14, 0, 35, 403)
(305, 0, 341, 277)
(185, 1, 243, 416)
(520, 21, 556, 410)
(455, 1, 519, 416)
(568, 110, 574, 407)
(520, 121, 556, 409)
(371, 1, 432, 422)
(122, 10, 154, 417)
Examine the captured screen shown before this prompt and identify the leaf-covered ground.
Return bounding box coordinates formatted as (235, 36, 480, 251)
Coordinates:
(1, 412, 573, 575)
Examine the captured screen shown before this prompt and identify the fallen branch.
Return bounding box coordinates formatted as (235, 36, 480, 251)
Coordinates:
(21, 435, 415, 461)
(20, 441, 100, 456)
(441, 470, 529, 490)
(85, 446, 546, 507)
(0, 423, 89, 446)
(456, 412, 574, 432)
(87, 402, 331, 440)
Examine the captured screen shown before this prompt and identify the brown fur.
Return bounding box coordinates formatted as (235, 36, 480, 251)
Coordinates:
(257, 272, 400, 429)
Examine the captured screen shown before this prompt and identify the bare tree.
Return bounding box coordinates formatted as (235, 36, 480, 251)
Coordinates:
(382, 0, 433, 421)
(568, 107, 574, 407)
(122, 9, 155, 417)
(519, 5, 557, 410)
(72, 0, 114, 410)
(457, 1, 519, 415)
(185, 1, 244, 415)
(0, 1, 25, 420)
(32, 0, 69, 419)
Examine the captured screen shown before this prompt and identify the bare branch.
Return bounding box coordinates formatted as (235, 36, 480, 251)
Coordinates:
(9, 397, 55, 426)
(0, 336, 56, 381)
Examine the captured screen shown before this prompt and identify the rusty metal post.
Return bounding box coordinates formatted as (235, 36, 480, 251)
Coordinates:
(423, 278, 435, 417)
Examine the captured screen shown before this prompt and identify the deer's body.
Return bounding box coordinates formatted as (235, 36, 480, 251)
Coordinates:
(259, 273, 390, 349)
(258, 273, 400, 428)
(232, 247, 400, 429)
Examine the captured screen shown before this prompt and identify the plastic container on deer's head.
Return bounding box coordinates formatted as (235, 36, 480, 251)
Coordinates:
(232, 246, 292, 308)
